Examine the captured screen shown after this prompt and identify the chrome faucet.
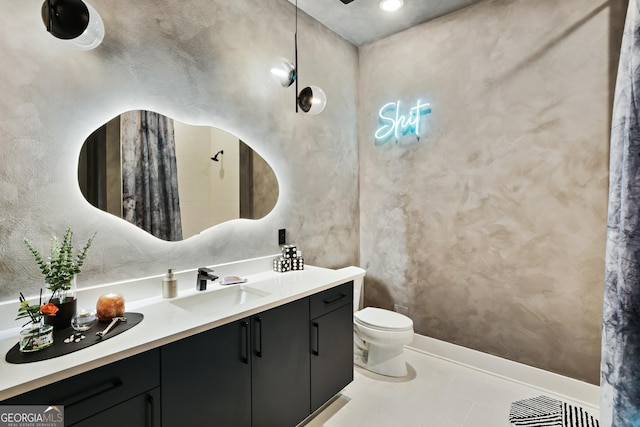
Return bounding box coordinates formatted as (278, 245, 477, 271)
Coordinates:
(197, 267, 219, 291)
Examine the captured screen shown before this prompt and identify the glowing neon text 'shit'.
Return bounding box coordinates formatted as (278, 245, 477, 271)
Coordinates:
(374, 100, 432, 142)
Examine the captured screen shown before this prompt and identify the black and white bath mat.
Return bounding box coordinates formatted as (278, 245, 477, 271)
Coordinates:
(509, 395, 599, 427)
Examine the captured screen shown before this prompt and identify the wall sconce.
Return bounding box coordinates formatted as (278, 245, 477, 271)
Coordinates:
(268, 0, 327, 115)
(41, 0, 104, 50)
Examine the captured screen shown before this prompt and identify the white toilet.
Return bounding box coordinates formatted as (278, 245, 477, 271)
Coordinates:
(340, 267, 414, 377)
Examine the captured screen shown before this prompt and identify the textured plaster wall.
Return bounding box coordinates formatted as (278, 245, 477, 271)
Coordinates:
(0, 0, 358, 300)
(359, 0, 621, 384)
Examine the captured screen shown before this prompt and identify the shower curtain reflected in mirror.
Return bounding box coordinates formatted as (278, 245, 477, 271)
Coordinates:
(121, 110, 183, 241)
(602, 1, 640, 425)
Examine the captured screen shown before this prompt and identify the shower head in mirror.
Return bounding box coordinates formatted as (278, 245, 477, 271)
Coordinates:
(211, 150, 224, 162)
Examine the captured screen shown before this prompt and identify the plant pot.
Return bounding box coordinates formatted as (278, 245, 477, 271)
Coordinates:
(44, 298, 78, 331)
(19, 321, 54, 352)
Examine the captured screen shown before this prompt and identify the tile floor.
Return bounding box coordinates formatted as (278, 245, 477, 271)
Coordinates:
(302, 347, 599, 427)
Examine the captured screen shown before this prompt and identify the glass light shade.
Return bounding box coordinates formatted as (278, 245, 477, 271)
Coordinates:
(67, 2, 104, 50)
(268, 57, 296, 87)
(379, 0, 404, 12)
(298, 86, 327, 115)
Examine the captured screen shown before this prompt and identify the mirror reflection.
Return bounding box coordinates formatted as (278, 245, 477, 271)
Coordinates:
(78, 110, 279, 241)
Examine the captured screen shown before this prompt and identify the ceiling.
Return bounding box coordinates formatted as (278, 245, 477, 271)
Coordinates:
(289, 0, 486, 46)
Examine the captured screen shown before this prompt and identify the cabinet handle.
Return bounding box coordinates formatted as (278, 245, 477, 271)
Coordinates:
(324, 293, 346, 305)
(254, 317, 262, 358)
(146, 393, 155, 427)
(311, 322, 320, 356)
(63, 378, 123, 408)
(241, 321, 249, 364)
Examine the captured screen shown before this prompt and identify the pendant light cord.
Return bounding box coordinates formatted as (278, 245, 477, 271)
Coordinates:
(295, 0, 299, 112)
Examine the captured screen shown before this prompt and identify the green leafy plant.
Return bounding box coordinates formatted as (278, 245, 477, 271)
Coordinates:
(16, 298, 42, 324)
(24, 228, 96, 302)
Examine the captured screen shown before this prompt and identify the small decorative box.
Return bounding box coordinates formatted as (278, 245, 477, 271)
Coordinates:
(281, 244, 298, 259)
(273, 257, 291, 273)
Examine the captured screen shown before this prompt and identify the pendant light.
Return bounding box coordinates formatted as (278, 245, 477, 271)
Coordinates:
(297, 86, 327, 114)
(268, 0, 327, 115)
(41, 0, 104, 50)
(268, 57, 296, 88)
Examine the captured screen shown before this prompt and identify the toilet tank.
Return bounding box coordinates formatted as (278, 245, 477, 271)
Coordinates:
(336, 266, 366, 311)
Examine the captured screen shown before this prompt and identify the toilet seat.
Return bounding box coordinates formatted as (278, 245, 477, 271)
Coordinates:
(354, 307, 413, 332)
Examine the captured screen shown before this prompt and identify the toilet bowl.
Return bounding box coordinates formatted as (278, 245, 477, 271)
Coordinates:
(354, 307, 414, 376)
(338, 266, 414, 377)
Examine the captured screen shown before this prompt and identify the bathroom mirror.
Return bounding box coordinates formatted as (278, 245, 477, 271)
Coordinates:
(78, 110, 279, 241)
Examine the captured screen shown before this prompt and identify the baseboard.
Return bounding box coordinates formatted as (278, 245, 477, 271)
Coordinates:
(406, 333, 600, 411)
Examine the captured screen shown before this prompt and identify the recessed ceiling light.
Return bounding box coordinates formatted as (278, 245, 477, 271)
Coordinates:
(379, 0, 404, 12)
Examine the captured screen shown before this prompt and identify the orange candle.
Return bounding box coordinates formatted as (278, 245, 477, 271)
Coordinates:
(96, 292, 125, 321)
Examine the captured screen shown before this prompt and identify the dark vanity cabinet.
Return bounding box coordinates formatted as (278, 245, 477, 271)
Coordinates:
(251, 297, 310, 427)
(71, 388, 161, 427)
(161, 298, 309, 427)
(162, 297, 310, 427)
(310, 281, 354, 412)
(2, 281, 354, 427)
(2, 349, 161, 427)
(161, 320, 252, 427)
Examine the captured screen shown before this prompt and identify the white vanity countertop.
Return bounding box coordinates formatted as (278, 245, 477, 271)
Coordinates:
(0, 257, 364, 400)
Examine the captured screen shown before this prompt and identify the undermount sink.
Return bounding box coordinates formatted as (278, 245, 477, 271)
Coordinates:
(169, 285, 270, 316)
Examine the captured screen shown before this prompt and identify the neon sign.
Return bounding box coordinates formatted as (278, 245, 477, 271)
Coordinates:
(374, 99, 432, 144)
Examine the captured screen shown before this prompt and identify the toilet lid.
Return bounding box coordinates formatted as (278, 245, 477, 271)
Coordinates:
(354, 307, 413, 331)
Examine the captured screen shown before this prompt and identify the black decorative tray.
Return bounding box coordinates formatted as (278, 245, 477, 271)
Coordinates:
(5, 312, 143, 364)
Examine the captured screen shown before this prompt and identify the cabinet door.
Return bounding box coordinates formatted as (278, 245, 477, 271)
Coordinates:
(251, 298, 310, 427)
(310, 303, 354, 412)
(161, 320, 251, 427)
(2, 349, 160, 426)
(71, 388, 160, 427)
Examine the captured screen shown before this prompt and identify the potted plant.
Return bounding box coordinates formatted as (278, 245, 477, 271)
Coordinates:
(24, 228, 96, 330)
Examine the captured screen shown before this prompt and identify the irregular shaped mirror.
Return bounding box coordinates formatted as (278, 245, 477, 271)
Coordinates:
(78, 110, 279, 241)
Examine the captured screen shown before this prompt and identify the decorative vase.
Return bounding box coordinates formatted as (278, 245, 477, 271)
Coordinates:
(44, 297, 78, 330)
(44, 275, 78, 330)
(19, 319, 54, 352)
